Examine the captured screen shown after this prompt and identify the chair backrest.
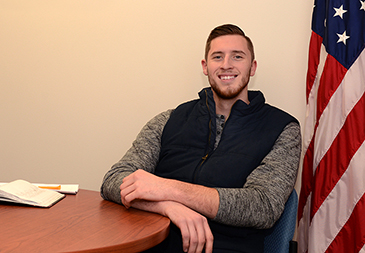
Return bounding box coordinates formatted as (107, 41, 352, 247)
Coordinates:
(264, 189, 298, 253)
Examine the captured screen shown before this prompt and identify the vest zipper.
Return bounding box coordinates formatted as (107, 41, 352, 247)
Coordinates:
(202, 89, 212, 162)
(193, 90, 212, 182)
(200, 154, 209, 165)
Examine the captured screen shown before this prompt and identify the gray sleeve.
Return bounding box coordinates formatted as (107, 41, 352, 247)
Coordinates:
(100, 109, 173, 204)
(213, 122, 301, 229)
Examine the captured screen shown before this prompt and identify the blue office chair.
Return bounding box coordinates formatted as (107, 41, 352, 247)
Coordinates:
(264, 189, 298, 253)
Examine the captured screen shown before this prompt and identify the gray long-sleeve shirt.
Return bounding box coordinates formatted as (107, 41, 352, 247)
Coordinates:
(101, 109, 301, 229)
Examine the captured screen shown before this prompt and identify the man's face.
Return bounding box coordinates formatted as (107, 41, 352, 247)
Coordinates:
(201, 35, 257, 101)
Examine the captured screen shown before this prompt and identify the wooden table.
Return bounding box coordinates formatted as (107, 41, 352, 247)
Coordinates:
(0, 189, 170, 253)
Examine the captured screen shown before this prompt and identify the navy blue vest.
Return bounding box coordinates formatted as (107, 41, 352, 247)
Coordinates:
(154, 88, 298, 252)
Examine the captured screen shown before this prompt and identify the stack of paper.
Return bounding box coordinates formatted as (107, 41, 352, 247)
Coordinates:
(0, 180, 66, 207)
(0, 181, 79, 195)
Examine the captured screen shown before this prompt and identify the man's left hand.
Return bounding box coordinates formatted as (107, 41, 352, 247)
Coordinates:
(120, 169, 169, 208)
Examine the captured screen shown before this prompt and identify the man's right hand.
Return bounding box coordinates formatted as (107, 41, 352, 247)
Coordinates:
(130, 199, 213, 253)
(163, 201, 213, 253)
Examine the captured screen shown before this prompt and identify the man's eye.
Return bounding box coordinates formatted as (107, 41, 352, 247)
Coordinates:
(213, 56, 222, 60)
(234, 55, 243, 59)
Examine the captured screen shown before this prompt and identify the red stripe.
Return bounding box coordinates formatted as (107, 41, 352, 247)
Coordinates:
(298, 31, 322, 220)
(306, 32, 323, 101)
(310, 92, 365, 219)
(326, 193, 365, 252)
(316, 55, 347, 122)
(298, 137, 314, 221)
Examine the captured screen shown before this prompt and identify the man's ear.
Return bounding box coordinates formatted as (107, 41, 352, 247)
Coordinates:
(250, 60, 257, 76)
(201, 59, 208, 76)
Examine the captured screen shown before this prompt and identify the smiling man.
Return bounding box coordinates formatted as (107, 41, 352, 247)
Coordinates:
(101, 24, 301, 253)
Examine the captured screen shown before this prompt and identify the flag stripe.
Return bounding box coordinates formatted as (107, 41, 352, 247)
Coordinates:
(312, 55, 347, 170)
(360, 240, 365, 252)
(308, 138, 365, 252)
(326, 193, 365, 252)
(298, 139, 314, 222)
(297, 192, 312, 253)
(315, 54, 347, 122)
(306, 31, 323, 100)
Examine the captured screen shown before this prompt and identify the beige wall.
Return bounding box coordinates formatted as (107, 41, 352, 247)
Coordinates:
(1, 1, 312, 191)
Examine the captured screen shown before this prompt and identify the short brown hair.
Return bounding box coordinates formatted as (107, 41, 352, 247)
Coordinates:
(204, 24, 255, 62)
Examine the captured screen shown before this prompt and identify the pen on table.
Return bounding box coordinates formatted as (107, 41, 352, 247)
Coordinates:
(38, 185, 61, 190)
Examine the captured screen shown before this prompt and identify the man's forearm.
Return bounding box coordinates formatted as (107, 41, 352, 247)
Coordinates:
(120, 169, 219, 219)
(166, 179, 219, 219)
(129, 199, 168, 216)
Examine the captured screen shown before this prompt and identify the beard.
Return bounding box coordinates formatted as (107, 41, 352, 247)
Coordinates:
(208, 74, 250, 100)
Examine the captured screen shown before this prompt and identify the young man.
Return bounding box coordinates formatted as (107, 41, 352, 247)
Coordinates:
(101, 24, 301, 253)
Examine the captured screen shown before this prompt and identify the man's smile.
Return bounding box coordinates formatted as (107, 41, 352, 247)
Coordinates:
(219, 75, 237, 80)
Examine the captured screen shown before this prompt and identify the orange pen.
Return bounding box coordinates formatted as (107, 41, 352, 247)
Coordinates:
(38, 185, 61, 190)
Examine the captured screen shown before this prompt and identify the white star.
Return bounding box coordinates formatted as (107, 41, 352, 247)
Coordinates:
(337, 31, 350, 45)
(334, 5, 347, 19)
(360, 0, 365, 11)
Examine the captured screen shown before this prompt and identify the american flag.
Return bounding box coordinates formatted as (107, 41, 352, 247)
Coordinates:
(297, 0, 365, 252)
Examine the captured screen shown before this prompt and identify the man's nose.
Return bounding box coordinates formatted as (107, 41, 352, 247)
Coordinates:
(221, 57, 233, 69)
